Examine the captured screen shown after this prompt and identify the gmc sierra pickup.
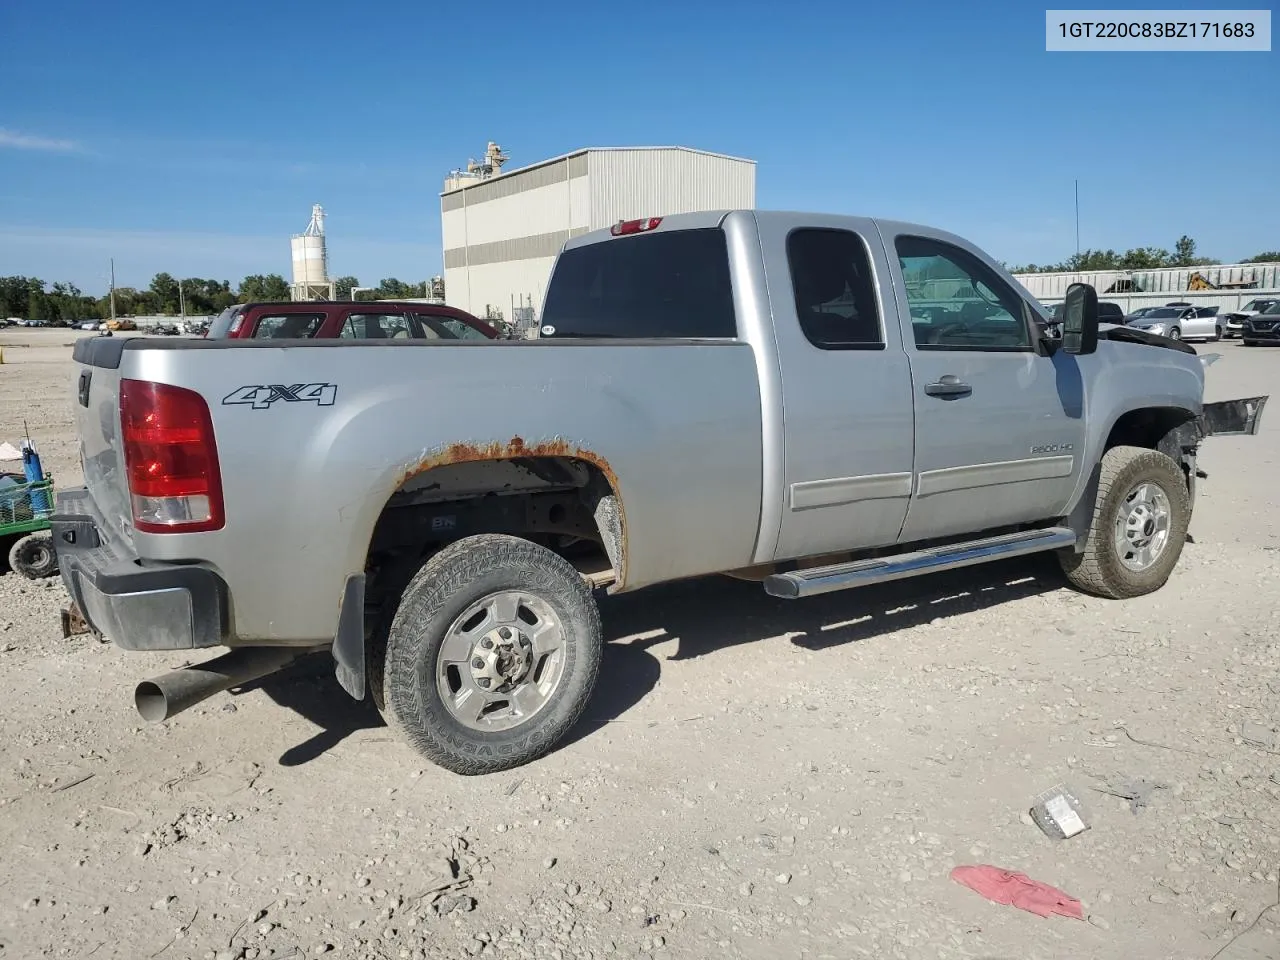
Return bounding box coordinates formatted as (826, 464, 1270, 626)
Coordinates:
(54, 210, 1268, 775)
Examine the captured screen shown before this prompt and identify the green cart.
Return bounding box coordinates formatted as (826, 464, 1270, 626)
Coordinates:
(0, 473, 58, 579)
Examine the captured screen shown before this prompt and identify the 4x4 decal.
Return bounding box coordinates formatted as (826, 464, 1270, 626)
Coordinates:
(222, 383, 338, 410)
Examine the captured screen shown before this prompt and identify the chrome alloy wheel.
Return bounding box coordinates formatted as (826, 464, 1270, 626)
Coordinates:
(1112, 480, 1172, 572)
(436, 591, 567, 732)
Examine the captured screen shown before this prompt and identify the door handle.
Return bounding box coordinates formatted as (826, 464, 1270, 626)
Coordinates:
(924, 375, 972, 399)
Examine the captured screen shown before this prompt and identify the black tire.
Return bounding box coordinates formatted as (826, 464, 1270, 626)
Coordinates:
(1059, 446, 1190, 599)
(1243, 339, 1257, 347)
(9, 533, 58, 579)
(381, 534, 602, 775)
(1168, 326, 1181, 340)
(1212, 326, 1222, 341)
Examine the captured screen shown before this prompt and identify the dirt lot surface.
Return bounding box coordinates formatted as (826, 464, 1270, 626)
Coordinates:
(1, 328, 1278, 960)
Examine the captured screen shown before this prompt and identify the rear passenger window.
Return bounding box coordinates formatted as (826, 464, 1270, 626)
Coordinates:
(435, 318, 490, 340)
(253, 314, 324, 339)
(540, 229, 737, 339)
(785, 229, 884, 349)
(339, 313, 423, 339)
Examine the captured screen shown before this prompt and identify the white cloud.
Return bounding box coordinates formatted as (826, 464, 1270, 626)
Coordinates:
(0, 128, 83, 153)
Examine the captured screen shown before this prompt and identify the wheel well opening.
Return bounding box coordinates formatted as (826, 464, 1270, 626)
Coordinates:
(1105, 406, 1202, 489)
(361, 456, 624, 647)
(1106, 407, 1197, 454)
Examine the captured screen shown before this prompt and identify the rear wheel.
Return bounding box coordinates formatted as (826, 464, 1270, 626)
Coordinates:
(1213, 326, 1222, 341)
(1059, 446, 1190, 599)
(1243, 339, 1257, 347)
(381, 534, 602, 775)
(9, 533, 57, 579)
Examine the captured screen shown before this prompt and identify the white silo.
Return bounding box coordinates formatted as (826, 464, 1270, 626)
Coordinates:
(289, 204, 335, 300)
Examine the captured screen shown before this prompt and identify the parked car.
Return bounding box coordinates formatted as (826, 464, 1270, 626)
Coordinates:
(1124, 306, 1161, 324)
(1222, 297, 1280, 339)
(54, 210, 1267, 775)
(1125, 304, 1223, 342)
(1096, 301, 1125, 325)
(1242, 302, 1280, 346)
(206, 301, 499, 341)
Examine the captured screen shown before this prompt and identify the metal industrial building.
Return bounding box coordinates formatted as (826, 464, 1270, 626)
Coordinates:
(440, 144, 756, 331)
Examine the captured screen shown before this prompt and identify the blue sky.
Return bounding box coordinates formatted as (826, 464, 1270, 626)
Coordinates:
(1, 0, 1276, 293)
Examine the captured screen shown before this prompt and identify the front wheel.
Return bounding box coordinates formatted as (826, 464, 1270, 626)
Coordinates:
(1059, 446, 1191, 599)
(9, 533, 58, 579)
(381, 534, 603, 775)
(1168, 326, 1182, 341)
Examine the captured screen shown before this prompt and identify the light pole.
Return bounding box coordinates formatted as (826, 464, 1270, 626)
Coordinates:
(1074, 179, 1080, 259)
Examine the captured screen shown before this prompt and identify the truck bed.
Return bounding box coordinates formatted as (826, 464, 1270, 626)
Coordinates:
(70, 335, 765, 643)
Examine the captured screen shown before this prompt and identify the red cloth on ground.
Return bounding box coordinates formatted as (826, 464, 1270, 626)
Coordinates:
(950, 864, 1084, 920)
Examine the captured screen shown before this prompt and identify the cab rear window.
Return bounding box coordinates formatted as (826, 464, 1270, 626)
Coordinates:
(540, 229, 737, 339)
(252, 314, 324, 339)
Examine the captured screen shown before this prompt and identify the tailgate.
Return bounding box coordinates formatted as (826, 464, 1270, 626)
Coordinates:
(70, 336, 134, 548)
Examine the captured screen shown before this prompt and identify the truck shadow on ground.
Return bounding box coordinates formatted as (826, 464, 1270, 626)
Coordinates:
(235, 657, 387, 767)
(596, 553, 1065, 658)
(241, 555, 1067, 765)
(556, 554, 1065, 751)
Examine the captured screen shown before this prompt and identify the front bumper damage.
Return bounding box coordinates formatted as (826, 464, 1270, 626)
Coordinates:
(1199, 396, 1268, 438)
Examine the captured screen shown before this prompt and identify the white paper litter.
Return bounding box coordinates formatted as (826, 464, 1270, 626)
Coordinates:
(0, 441, 22, 461)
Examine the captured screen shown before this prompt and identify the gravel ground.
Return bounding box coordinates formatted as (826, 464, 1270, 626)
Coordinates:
(1, 329, 1278, 960)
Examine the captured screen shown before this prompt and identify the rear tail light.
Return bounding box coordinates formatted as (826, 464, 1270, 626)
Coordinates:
(119, 379, 224, 533)
(610, 217, 663, 236)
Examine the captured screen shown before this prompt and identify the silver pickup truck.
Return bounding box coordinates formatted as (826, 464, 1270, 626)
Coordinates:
(54, 210, 1268, 775)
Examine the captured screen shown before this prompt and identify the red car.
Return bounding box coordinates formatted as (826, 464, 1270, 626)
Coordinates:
(206, 301, 500, 341)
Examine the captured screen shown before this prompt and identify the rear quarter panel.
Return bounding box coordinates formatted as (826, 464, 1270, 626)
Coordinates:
(118, 340, 764, 642)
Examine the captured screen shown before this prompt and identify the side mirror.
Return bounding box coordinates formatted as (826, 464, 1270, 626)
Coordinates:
(1062, 282, 1099, 355)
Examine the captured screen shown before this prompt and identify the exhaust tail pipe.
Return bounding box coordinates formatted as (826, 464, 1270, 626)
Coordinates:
(135, 646, 322, 723)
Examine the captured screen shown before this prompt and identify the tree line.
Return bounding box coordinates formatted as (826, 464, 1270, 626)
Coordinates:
(1008, 235, 1280, 274)
(0, 273, 438, 322)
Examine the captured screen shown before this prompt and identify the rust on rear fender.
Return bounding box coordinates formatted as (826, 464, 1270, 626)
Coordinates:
(395, 436, 628, 589)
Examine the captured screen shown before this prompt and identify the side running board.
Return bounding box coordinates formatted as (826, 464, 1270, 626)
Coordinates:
(763, 527, 1077, 600)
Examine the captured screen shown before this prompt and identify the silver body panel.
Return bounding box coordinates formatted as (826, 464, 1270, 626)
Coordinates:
(69, 210, 1211, 647)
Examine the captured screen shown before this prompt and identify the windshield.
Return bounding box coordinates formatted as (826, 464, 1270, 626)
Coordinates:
(1241, 299, 1275, 312)
(206, 304, 244, 339)
(1142, 308, 1182, 319)
(1261, 302, 1280, 315)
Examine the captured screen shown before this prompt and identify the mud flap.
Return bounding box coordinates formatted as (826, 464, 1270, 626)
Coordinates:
(1199, 396, 1268, 437)
(333, 574, 366, 700)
